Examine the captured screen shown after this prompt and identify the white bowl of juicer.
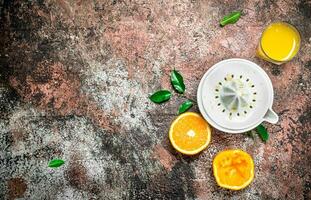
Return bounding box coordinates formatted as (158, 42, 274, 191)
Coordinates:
(197, 58, 278, 133)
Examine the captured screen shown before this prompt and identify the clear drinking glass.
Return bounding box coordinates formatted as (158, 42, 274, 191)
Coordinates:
(256, 22, 301, 65)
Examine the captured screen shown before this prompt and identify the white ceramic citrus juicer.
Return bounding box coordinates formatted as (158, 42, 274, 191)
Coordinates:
(197, 58, 278, 133)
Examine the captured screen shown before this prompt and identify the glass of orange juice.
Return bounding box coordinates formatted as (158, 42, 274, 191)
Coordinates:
(256, 22, 301, 65)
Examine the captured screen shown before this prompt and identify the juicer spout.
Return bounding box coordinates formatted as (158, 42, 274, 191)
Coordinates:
(263, 108, 279, 124)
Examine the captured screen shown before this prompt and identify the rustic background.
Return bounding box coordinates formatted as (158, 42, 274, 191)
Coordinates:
(0, 0, 310, 199)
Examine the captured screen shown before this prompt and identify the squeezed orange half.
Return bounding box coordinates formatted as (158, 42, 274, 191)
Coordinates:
(213, 149, 254, 190)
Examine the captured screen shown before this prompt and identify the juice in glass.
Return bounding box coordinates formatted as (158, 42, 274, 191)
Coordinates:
(257, 22, 301, 65)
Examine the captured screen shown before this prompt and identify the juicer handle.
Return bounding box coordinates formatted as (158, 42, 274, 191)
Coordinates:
(263, 108, 279, 124)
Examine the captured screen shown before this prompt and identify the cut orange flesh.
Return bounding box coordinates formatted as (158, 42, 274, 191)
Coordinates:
(213, 149, 254, 190)
(169, 112, 211, 155)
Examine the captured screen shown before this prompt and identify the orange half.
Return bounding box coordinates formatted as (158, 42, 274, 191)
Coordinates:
(169, 112, 211, 155)
(213, 149, 255, 190)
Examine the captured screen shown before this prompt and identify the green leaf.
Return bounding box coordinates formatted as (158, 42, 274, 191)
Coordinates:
(178, 100, 193, 114)
(48, 159, 65, 168)
(256, 124, 269, 142)
(149, 90, 171, 103)
(220, 11, 241, 27)
(171, 70, 185, 94)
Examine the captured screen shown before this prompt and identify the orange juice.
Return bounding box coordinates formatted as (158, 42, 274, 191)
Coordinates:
(257, 22, 301, 64)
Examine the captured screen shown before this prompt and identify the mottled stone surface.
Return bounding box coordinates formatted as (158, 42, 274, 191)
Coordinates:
(0, 0, 310, 199)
